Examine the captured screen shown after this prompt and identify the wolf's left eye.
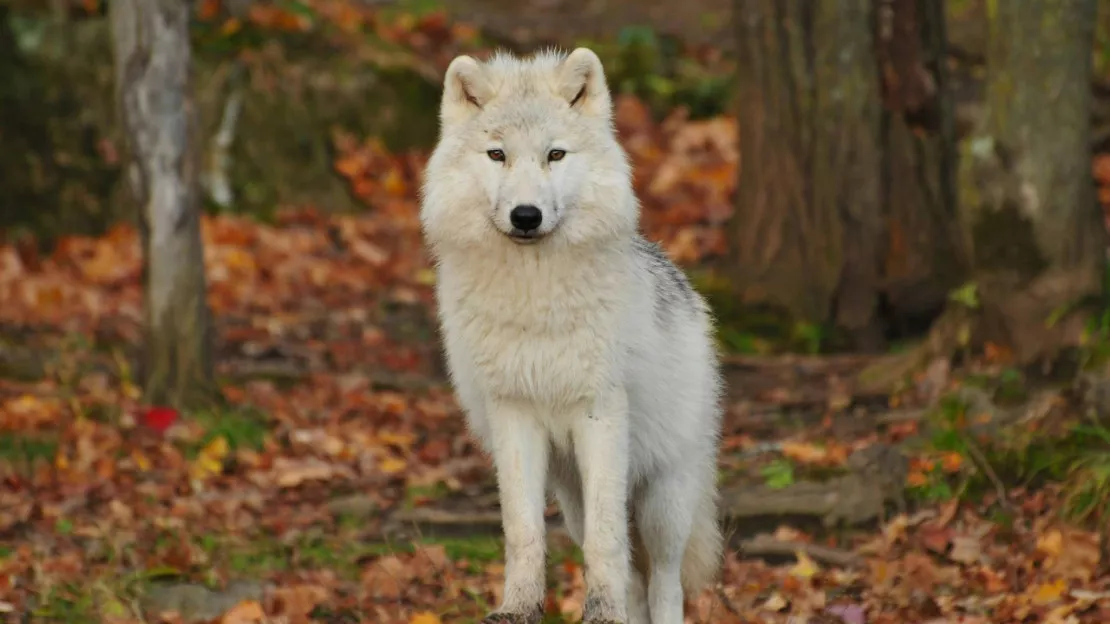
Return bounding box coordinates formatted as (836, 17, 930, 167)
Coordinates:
(548, 149, 567, 162)
(487, 149, 505, 162)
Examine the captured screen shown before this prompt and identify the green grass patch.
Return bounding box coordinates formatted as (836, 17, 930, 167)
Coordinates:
(403, 482, 452, 509)
(759, 458, 796, 490)
(0, 431, 58, 473)
(913, 386, 1110, 524)
(196, 529, 507, 581)
(180, 405, 270, 458)
(433, 535, 502, 564)
(30, 584, 98, 623)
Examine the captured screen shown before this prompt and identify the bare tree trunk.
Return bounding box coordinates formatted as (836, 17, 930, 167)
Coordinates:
(958, 0, 1106, 363)
(729, 0, 965, 351)
(813, 2, 885, 350)
(731, 1, 878, 337)
(876, 0, 966, 333)
(110, 0, 216, 408)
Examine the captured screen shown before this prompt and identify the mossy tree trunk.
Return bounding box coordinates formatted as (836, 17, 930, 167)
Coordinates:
(958, 0, 1106, 363)
(729, 0, 963, 351)
(110, 0, 217, 408)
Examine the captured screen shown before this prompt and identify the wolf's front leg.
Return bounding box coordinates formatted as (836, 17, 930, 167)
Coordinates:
(484, 401, 549, 624)
(573, 389, 631, 624)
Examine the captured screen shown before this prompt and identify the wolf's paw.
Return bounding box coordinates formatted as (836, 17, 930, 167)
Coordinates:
(582, 593, 625, 624)
(479, 607, 543, 624)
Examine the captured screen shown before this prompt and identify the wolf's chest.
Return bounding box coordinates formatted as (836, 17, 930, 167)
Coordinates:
(439, 280, 622, 404)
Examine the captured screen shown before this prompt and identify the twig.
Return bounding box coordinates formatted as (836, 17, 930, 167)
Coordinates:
(714, 586, 743, 617)
(390, 507, 502, 530)
(876, 407, 929, 425)
(959, 431, 1011, 508)
(739, 534, 863, 569)
(721, 353, 876, 371)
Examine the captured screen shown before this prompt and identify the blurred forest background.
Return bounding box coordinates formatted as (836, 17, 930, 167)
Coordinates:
(6, 0, 1110, 622)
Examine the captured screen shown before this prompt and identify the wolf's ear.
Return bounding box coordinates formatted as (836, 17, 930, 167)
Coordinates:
(441, 55, 491, 126)
(556, 47, 610, 118)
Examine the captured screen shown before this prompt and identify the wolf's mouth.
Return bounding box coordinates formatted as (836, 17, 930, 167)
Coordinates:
(507, 229, 544, 244)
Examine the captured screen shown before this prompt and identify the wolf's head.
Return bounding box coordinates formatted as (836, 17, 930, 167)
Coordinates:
(420, 48, 636, 252)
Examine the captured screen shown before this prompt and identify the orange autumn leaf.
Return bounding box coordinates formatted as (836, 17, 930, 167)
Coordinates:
(198, 0, 221, 20)
(334, 155, 364, 179)
(940, 451, 964, 473)
(780, 441, 830, 465)
(906, 470, 930, 487)
(220, 17, 243, 36)
(220, 600, 265, 624)
(1029, 579, 1067, 606)
(1093, 153, 1110, 184)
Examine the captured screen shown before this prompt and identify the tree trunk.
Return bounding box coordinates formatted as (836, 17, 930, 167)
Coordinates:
(729, 0, 964, 351)
(876, 0, 966, 334)
(110, 0, 216, 408)
(958, 0, 1106, 363)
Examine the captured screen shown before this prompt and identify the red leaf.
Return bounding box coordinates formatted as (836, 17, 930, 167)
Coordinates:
(141, 406, 180, 433)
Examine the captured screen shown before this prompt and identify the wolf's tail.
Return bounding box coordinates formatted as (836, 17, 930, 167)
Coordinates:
(680, 485, 723, 595)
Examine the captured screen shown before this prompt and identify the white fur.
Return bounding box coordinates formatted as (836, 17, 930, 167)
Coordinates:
(420, 47, 724, 624)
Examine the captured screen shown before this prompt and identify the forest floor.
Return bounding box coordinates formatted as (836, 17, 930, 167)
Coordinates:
(3, 109, 1110, 624)
(4, 2, 1110, 623)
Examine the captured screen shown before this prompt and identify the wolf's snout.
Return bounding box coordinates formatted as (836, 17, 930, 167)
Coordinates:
(509, 205, 543, 232)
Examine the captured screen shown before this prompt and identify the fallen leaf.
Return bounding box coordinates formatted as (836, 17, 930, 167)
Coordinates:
(1030, 579, 1068, 606)
(948, 534, 982, 565)
(221, 600, 265, 624)
(273, 457, 340, 488)
(269, 584, 329, 622)
(190, 436, 230, 482)
(789, 550, 820, 579)
(378, 455, 408, 475)
(762, 592, 789, 612)
(361, 555, 412, 600)
(781, 441, 830, 465)
(825, 603, 866, 624)
(142, 406, 180, 433)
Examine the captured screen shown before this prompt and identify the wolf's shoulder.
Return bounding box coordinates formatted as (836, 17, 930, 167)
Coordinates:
(630, 235, 702, 318)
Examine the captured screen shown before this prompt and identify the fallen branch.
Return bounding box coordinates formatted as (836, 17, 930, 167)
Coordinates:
(387, 507, 502, 538)
(739, 534, 863, 569)
(875, 407, 929, 425)
(721, 353, 877, 372)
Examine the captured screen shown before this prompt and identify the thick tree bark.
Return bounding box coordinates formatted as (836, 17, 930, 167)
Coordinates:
(731, 1, 880, 340)
(958, 0, 1106, 363)
(877, 0, 966, 331)
(110, 0, 217, 407)
(813, 2, 885, 350)
(730, 0, 961, 350)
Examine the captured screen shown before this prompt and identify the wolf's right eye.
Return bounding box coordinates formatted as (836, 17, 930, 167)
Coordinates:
(487, 149, 505, 162)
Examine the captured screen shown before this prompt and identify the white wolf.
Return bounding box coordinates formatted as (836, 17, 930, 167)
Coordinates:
(420, 47, 723, 624)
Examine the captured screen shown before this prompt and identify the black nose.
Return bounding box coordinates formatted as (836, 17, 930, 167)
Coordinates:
(509, 204, 543, 232)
